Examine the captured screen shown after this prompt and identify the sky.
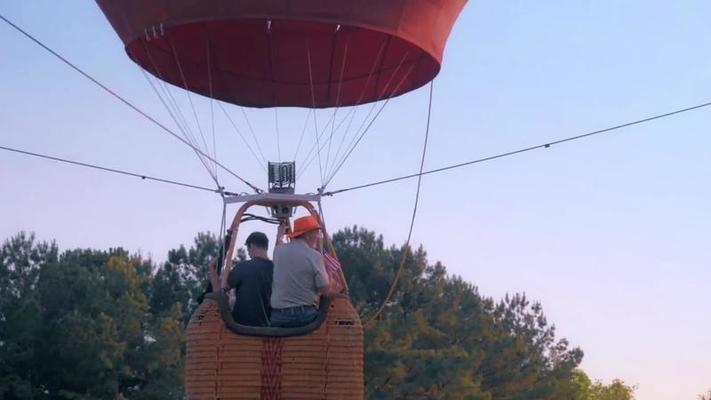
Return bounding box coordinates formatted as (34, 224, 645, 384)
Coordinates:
(1, 1, 711, 399)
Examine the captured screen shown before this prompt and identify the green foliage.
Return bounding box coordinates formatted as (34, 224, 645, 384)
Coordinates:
(334, 226, 591, 399)
(550, 370, 636, 400)
(0, 228, 635, 399)
(0, 234, 182, 399)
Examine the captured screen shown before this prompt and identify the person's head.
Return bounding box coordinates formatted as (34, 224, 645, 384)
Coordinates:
(245, 232, 269, 258)
(290, 215, 322, 248)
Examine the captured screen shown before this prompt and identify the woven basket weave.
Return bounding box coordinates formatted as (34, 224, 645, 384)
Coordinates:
(185, 296, 364, 399)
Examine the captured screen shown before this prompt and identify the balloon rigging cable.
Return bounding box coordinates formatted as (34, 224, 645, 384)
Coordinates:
(0, 13, 263, 194)
(2, 14, 711, 199)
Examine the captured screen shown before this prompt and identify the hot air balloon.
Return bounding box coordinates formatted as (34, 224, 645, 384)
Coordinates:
(95, 0, 467, 398)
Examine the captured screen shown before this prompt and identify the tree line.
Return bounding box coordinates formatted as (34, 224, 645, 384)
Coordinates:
(1, 228, 637, 399)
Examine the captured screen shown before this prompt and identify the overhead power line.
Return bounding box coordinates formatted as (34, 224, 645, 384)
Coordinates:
(0, 144, 238, 196)
(0, 13, 263, 194)
(324, 100, 711, 197)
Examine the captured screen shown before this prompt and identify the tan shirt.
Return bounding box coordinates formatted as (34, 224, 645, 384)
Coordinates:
(271, 238, 329, 309)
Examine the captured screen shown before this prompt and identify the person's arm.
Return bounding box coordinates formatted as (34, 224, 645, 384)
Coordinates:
(207, 258, 220, 292)
(276, 220, 290, 246)
(227, 264, 241, 292)
(312, 253, 333, 296)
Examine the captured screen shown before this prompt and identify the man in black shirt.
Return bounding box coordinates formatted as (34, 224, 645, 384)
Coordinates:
(211, 231, 274, 326)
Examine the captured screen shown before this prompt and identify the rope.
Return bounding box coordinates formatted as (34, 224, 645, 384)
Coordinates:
(325, 106, 360, 178)
(240, 213, 282, 225)
(275, 108, 281, 162)
(297, 107, 357, 181)
(327, 50, 412, 176)
(323, 57, 416, 190)
(298, 41, 387, 181)
(324, 41, 388, 179)
(0, 13, 263, 194)
(206, 29, 219, 183)
(325, 99, 711, 197)
(306, 47, 325, 186)
(138, 53, 220, 184)
(167, 33, 217, 179)
(261, 338, 284, 399)
(217, 102, 267, 172)
(300, 56, 412, 184)
(240, 107, 269, 167)
(142, 37, 217, 184)
(0, 144, 235, 195)
(292, 109, 313, 162)
(363, 81, 434, 327)
(323, 39, 350, 177)
(217, 198, 228, 275)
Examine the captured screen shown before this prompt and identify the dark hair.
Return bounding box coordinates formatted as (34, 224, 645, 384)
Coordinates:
(245, 232, 269, 250)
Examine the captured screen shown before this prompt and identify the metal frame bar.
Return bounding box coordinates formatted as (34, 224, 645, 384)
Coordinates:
(223, 192, 321, 204)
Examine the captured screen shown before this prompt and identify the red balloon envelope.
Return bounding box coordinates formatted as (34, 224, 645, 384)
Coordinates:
(96, 0, 467, 108)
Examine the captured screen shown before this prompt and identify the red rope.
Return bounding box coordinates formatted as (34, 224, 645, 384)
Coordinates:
(261, 337, 284, 399)
(323, 316, 331, 399)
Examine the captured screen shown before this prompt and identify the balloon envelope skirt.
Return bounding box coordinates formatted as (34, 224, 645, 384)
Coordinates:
(95, 0, 467, 108)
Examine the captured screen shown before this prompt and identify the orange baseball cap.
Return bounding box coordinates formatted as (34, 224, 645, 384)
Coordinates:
(290, 215, 321, 238)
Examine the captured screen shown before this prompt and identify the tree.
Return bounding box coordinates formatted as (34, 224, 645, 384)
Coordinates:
(334, 226, 588, 399)
(699, 389, 711, 400)
(0, 233, 57, 399)
(1, 228, 635, 399)
(0, 233, 184, 399)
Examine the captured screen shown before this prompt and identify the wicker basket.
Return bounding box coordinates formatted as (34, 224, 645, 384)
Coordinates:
(185, 296, 364, 399)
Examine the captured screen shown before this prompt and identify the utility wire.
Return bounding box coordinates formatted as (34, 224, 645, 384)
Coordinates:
(0, 13, 263, 194)
(0, 144, 236, 195)
(324, 100, 711, 197)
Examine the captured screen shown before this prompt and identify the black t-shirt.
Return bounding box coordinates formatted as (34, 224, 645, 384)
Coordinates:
(227, 257, 273, 326)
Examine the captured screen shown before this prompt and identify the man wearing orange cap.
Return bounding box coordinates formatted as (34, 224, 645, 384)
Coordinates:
(270, 215, 330, 328)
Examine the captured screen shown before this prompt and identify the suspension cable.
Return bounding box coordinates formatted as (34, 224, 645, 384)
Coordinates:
(325, 99, 711, 197)
(0, 144, 235, 195)
(293, 109, 313, 162)
(306, 47, 325, 186)
(143, 36, 218, 185)
(297, 106, 358, 181)
(139, 64, 218, 184)
(324, 52, 414, 187)
(363, 81, 434, 327)
(324, 39, 350, 175)
(298, 41, 386, 180)
(240, 107, 269, 167)
(275, 108, 282, 162)
(326, 105, 360, 178)
(0, 13, 263, 193)
(206, 29, 219, 183)
(325, 42, 387, 179)
(167, 33, 217, 180)
(217, 102, 267, 172)
(324, 58, 416, 189)
(140, 42, 204, 155)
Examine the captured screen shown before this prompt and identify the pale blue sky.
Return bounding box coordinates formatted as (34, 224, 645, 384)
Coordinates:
(2, 2, 711, 399)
